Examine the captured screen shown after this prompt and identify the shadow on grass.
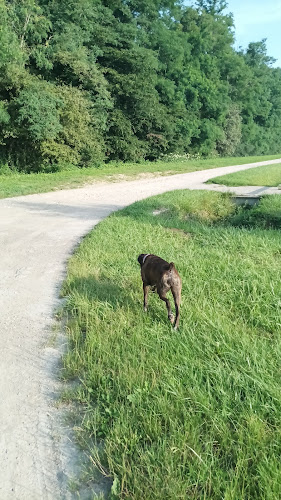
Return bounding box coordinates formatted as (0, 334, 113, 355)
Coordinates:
(223, 204, 281, 230)
(66, 275, 176, 329)
(67, 276, 138, 311)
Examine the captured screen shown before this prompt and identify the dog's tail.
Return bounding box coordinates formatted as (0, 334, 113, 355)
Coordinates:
(164, 262, 174, 273)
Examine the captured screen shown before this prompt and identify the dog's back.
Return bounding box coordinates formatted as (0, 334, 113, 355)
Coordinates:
(138, 253, 171, 281)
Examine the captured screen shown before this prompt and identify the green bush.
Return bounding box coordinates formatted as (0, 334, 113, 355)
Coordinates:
(0, 163, 14, 176)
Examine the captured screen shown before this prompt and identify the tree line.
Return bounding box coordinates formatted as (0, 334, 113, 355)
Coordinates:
(0, 0, 280, 172)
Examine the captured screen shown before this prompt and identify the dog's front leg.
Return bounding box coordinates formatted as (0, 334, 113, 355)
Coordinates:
(143, 283, 149, 312)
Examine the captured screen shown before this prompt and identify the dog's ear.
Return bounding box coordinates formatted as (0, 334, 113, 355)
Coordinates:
(169, 262, 175, 271)
(138, 254, 145, 265)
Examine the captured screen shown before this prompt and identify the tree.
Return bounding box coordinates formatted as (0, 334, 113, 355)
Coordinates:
(195, 0, 228, 15)
(0, 0, 280, 170)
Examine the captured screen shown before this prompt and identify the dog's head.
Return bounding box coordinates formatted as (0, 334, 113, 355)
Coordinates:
(138, 254, 145, 266)
(138, 254, 149, 266)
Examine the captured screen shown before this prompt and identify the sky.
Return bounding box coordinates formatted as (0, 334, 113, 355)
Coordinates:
(226, 0, 281, 67)
(184, 0, 281, 68)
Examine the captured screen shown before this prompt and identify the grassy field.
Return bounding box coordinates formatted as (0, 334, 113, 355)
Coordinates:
(0, 155, 280, 199)
(210, 162, 281, 187)
(61, 190, 281, 499)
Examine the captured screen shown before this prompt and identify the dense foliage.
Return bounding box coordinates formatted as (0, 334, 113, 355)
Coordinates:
(0, 0, 280, 171)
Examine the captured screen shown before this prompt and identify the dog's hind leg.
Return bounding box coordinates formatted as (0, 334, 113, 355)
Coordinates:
(171, 287, 181, 330)
(143, 283, 149, 312)
(158, 288, 174, 324)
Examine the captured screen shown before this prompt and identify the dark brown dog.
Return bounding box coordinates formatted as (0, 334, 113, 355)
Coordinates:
(137, 254, 182, 329)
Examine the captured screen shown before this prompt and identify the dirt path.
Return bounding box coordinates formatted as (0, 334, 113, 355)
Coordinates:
(0, 158, 280, 499)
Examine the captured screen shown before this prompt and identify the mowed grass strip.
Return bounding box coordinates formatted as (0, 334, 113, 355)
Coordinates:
(210, 162, 281, 187)
(0, 154, 280, 199)
(61, 191, 281, 499)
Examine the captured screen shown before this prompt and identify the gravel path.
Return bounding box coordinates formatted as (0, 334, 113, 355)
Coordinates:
(0, 158, 280, 499)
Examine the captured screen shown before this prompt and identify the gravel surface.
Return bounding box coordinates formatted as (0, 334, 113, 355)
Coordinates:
(0, 158, 280, 499)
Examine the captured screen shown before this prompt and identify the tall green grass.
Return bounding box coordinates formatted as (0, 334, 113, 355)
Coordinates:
(61, 191, 281, 499)
(210, 162, 281, 187)
(0, 154, 280, 199)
